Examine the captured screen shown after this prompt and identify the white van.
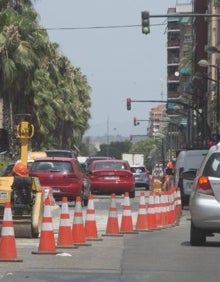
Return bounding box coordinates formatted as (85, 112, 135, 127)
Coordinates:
(174, 149, 208, 206)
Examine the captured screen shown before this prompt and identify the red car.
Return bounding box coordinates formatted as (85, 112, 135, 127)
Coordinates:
(88, 159, 135, 198)
(29, 157, 91, 205)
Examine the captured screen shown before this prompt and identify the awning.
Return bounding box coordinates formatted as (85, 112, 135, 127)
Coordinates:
(180, 117, 187, 125)
(181, 16, 190, 24)
(168, 17, 179, 22)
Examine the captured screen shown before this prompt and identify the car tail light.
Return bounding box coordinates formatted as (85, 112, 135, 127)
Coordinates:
(195, 176, 214, 195)
(90, 174, 96, 180)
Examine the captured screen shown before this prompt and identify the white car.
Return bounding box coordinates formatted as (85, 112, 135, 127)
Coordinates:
(174, 149, 208, 206)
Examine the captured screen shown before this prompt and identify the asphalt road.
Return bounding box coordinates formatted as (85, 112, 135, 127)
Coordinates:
(1, 191, 220, 282)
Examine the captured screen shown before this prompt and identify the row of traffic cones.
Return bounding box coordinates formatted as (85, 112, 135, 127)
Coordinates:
(0, 188, 181, 261)
(0, 194, 98, 260)
(33, 194, 101, 254)
(104, 189, 182, 235)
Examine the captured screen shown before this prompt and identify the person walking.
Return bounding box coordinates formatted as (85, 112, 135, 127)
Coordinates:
(162, 161, 174, 191)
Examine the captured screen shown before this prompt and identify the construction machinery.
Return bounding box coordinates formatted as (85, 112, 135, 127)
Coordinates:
(0, 114, 44, 238)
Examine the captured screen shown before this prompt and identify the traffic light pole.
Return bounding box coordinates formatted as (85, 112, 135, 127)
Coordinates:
(127, 98, 203, 116)
(147, 13, 220, 19)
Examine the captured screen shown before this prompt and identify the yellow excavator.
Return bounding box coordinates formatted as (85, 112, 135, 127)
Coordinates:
(0, 114, 44, 238)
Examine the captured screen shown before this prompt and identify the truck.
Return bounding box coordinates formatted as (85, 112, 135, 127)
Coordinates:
(122, 153, 144, 166)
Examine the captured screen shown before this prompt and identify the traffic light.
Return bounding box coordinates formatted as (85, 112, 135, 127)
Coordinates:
(208, 140, 215, 147)
(141, 11, 150, 35)
(133, 117, 137, 126)
(126, 98, 131, 110)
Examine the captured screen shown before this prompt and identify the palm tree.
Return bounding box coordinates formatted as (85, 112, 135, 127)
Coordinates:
(0, 1, 91, 155)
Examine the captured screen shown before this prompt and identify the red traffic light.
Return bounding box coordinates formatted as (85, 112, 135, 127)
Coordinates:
(126, 98, 131, 111)
(133, 117, 137, 126)
(208, 140, 215, 147)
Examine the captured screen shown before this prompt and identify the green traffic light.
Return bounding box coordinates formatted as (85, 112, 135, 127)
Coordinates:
(142, 27, 150, 34)
(141, 10, 150, 35)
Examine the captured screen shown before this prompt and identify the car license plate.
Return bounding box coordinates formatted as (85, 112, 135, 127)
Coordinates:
(0, 192, 9, 200)
(0, 192, 8, 199)
(104, 176, 119, 180)
(52, 188, 60, 193)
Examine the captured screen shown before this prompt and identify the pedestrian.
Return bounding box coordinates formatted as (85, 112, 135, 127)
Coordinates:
(162, 161, 174, 191)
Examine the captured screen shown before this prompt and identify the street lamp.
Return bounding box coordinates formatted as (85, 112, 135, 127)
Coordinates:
(198, 59, 220, 136)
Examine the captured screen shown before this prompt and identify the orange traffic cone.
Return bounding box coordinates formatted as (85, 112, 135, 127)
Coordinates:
(169, 188, 176, 225)
(85, 194, 103, 241)
(163, 192, 170, 226)
(32, 198, 60, 254)
(160, 192, 168, 226)
(135, 191, 149, 231)
(102, 194, 123, 237)
(57, 197, 78, 248)
(0, 202, 22, 262)
(154, 193, 163, 228)
(72, 196, 91, 246)
(176, 188, 182, 218)
(147, 192, 157, 229)
(120, 192, 138, 234)
(166, 191, 173, 226)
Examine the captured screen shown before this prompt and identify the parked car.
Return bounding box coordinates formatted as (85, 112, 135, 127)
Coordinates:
(130, 165, 150, 190)
(184, 143, 220, 245)
(88, 159, 135, 198)
(2, 160, 34, 176)
(174, 149, 208, 206)
(29, 157, 90, 205)
(1, 163, 15, 176)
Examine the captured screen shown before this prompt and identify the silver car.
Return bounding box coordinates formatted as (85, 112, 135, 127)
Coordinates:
(185, 143, 220, 246)
(130, 165, 150, 190)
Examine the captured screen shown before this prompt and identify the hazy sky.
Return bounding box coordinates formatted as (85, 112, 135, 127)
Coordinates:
(34, 0, 177, 137)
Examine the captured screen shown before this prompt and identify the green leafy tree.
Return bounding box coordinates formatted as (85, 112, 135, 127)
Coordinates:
(0, 1, 91, 157)
(79, 137, 98, 156)
(130, 138, 156, 171)
(98, 140, 132, 159)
